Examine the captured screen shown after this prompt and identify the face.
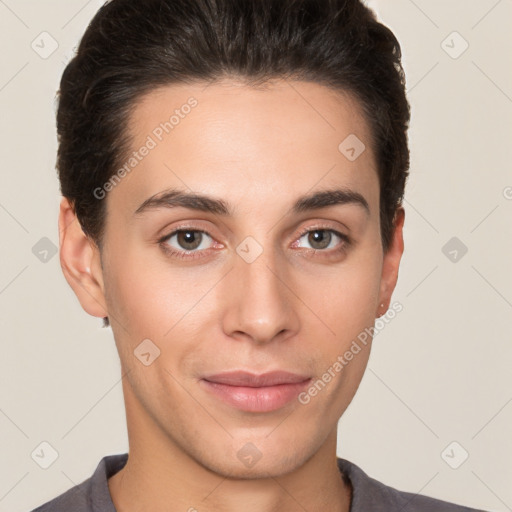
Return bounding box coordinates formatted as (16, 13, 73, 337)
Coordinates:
(59, 78, 404, 478)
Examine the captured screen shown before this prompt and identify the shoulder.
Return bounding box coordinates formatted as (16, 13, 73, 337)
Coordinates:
(29, 478, 93, 512)
(28, 453, 128, 512)
(337, 457, 489, 512)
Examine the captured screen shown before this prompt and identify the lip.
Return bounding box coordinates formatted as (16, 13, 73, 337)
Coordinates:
(200, 371, 311, 413)
(203, 370, 310, 387)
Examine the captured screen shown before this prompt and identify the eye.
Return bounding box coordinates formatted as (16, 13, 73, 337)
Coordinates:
(159, 228, 216, 260)
(294, 227, 350, 252)
(157, 225, 351, 261)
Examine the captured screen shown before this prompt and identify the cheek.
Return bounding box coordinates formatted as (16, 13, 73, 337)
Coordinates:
(300, 251, 382, 340)
(102, 243, 177, 337)
(103, 244, 220, 346)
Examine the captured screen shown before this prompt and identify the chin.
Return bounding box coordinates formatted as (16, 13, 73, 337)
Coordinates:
(193, 439, 313, 480)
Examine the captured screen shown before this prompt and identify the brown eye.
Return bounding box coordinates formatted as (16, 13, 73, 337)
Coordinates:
(175, 230, 203, 250)
(306, 230, 333, 250)
(296, 229, 348, 251)
(162, 229, 214, 253)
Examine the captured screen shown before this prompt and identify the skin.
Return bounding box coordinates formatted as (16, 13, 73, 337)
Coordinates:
(58, 79, 405, 512)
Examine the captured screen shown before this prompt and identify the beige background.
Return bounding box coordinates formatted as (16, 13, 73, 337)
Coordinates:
(0, 1, 511, 511)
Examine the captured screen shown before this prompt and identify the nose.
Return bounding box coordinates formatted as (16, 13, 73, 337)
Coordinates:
(220, 243, 301, 345)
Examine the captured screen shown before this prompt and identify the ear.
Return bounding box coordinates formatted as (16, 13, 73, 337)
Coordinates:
(58, 196, 108, 319)
(376, 206, 405, 317)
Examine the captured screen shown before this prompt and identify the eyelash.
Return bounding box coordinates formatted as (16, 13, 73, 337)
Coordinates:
(157, 225, 351, 261)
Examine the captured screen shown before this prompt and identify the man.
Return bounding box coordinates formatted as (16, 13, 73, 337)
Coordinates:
(31, 0, 487, 510)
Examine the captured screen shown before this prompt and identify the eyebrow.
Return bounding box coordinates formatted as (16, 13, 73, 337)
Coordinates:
(134, 187, 370, 217)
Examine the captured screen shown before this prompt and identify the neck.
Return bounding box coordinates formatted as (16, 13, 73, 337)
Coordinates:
(109, 451, 352, 512)
(108, 380, 352, 512)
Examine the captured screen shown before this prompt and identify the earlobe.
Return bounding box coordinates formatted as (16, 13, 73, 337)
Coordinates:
(376, 206, 405, 317)
(58, 197, 108, 319)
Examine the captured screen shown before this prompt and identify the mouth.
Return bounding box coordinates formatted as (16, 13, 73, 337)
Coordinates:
(200, 370, 312, 413)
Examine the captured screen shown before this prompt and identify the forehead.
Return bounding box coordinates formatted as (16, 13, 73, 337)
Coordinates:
(108, 78, 379, 218)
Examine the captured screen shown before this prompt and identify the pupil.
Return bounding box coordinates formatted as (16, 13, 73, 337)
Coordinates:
(309, 230, 330, 249)
(179, 231, 201, 250)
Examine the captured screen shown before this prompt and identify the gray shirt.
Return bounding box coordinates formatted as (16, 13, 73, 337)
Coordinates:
(30, 453, 487, 511)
